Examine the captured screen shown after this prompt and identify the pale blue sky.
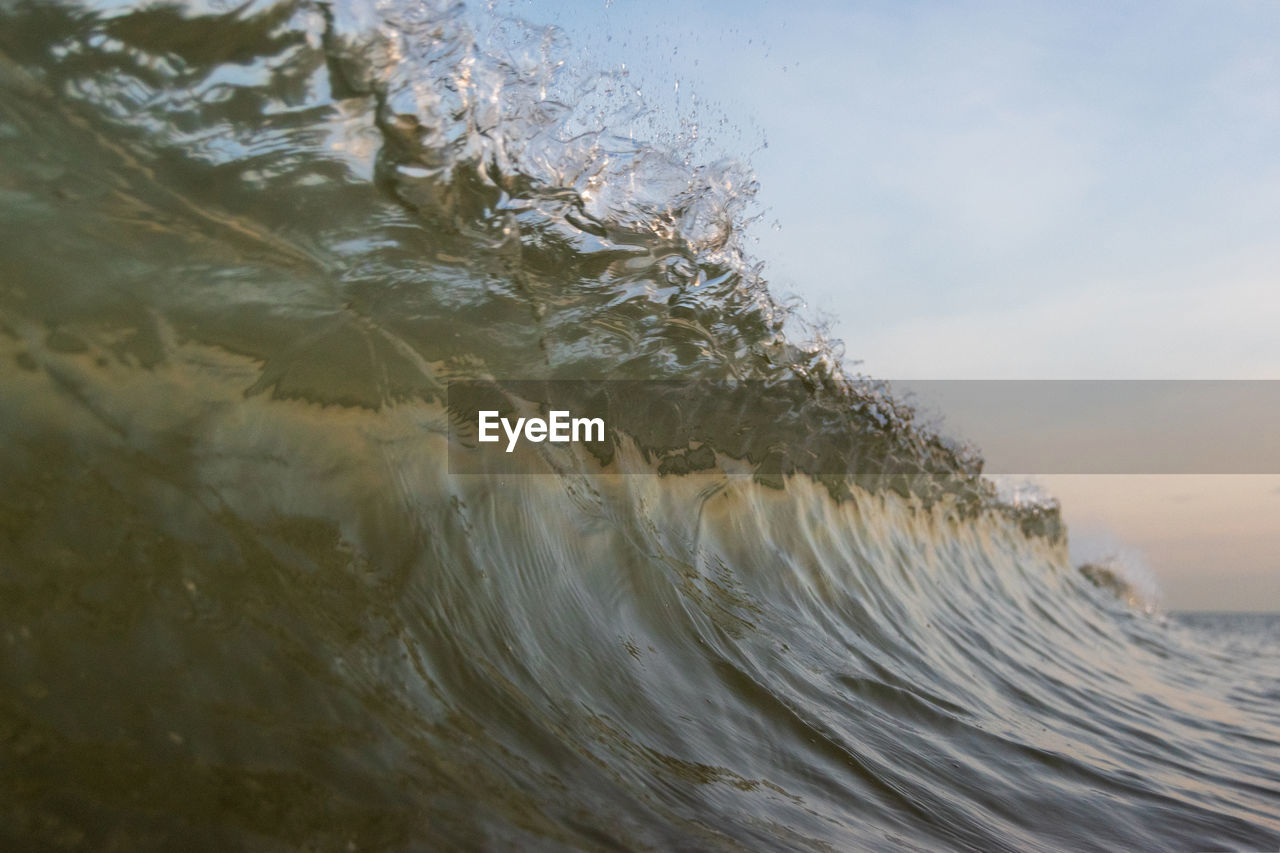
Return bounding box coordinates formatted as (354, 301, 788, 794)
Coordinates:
(514, 0, 1280, 380)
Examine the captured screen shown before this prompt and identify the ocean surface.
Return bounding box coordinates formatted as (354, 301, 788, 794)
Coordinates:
(1, 1, 1278, 850)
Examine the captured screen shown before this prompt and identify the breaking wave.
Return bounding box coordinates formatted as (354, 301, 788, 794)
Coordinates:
(0, 1, 1277, 849)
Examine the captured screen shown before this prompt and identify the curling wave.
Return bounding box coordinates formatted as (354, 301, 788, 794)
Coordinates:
(0, 1, 1277, 850)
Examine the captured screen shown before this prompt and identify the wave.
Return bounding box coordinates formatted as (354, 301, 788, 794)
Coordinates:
(0, 1, 1277, 850)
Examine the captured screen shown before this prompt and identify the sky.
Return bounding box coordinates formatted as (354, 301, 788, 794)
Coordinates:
(510, 0, 1280, 609)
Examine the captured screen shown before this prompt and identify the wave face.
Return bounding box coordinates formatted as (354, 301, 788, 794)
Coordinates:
(1, 2, 1278, 849)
